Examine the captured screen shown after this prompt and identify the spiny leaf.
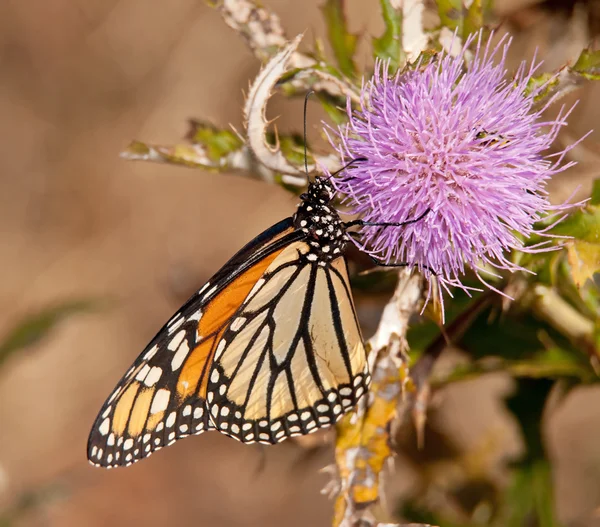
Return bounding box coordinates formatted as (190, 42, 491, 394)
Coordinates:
(121, 140, 246, 170)
(572, 48, 600, 81)
(551, 205, 600, 289)
(549, 204, 600, 242)
(186, 120, 244, 161)
(372, 0, 405, 72)
(527, 47, 600, 102)
(212, 0, 287, 62)
(435, 0, 489, 38)
(566, 241, 600, 288)
(244, 35, 312, 176)
(321, 0, 357, 78)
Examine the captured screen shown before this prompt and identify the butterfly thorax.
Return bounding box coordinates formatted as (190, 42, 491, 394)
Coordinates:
(294, 176, 347, 264)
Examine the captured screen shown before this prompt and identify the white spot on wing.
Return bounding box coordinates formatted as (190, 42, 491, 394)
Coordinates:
(99, 418, 110, 436)
(214, 339, 227, 361)
(188, 309, 202, 322)
(171, 339, 190, 371)
(144, 366, 162, 387)
(166, 412, 176, 428)
(150, 388, 170, 414)
(143, 344, 159, 361)
(168, 329, 186, 351)
(135, 364, 151, 382)
(202, 284, 218, 300)
(167, 315, 184, 334)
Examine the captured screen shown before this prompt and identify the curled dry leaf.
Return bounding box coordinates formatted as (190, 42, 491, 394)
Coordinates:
(214, 0, 305, 64)
(121, 140, 253, 172)
(214, 0, 360, 103)
(244, 34, 320, 176)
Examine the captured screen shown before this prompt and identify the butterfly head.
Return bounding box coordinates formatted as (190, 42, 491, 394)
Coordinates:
(304, 176, 335, 204)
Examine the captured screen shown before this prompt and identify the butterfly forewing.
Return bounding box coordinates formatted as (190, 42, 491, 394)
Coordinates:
(88, 220, 297, 468)
(206, 241, 369, 444)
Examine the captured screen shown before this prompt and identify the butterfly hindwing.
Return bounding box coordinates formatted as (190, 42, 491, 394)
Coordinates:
(88, 219, 299, 467)
(206, 241, 369, 444)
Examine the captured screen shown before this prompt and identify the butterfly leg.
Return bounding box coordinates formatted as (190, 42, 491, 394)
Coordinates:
(344, 208, 431, 229)
(369, 256, 438, 276)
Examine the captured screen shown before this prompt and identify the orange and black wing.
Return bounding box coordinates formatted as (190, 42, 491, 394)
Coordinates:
(87, 218, 301, 468)
(205, 240, 369, 444)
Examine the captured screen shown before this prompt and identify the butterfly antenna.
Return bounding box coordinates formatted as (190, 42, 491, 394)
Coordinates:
(303, 90, 314, 184)
(326, 157, 368, 181)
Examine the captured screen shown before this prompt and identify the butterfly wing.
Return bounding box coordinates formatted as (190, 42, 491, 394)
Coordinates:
(206, 241, 370, 444)
(87, 218, 302, 468)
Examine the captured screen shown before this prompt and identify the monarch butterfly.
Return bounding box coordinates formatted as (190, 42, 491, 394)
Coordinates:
(88, 107, 429, 470)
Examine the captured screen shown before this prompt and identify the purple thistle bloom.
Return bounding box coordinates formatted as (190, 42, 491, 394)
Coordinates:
(327, 32, 578, 302)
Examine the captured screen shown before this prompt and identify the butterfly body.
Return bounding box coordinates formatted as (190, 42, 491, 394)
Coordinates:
(88, 176, 369, 468)
(293, 177, 348, 264)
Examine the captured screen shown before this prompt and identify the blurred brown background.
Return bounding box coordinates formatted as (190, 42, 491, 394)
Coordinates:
(1, 1, 599, 526)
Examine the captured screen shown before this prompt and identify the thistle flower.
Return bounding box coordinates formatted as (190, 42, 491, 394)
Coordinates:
(328, 33, 577, 302)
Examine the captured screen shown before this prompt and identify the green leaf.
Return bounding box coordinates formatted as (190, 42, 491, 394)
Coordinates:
(501, 379, 561, 527)
(549, 204, 600, 242)
(505, 461, 561, 527)
(435, 0, 491, 38)
(372, 0, 405, 72)
(527, 48, 600, 103)
(436, 348, 595, 386)
(591, 178, 600, 205)
(0, 299, 100, 367)
(122, 121, 246, 170)
(122, 140, 223, 169)
(550, 205, 600, 289)
(566, 241, 600, 288)
(316, 92, 347, 125)
(572, 48, 600, 81)
(187, 120, 244, 161)
(321, 0, 357, 78)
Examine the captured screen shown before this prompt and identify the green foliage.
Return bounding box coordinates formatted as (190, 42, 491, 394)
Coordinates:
(372, 0, 405, 72)
(321, 0, 358, 78)
(501, 379, 561, 527)
(572, 48, 600, 81)
(187, 120, 244, 161)
(435, 0, 491, 38)
(527, 48, 600, 102)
